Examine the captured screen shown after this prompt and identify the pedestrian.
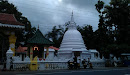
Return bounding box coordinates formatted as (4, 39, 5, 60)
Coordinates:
(87, 58, 90, 67)
(77, 59, 80, 69)
(82, 59, 87, 69)
(89, 62, 93, 69)
(70, 61, 74, 69)
(68, 60, 71, 69)
(73, 60, 77, 69)
(88, 58, 90, 64)
(73, 56, 77, 69)
(114, 61, 117, 67)
(68, 60, 73, 69)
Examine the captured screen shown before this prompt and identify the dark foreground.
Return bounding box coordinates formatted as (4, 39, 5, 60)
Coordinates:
(0, 67, 130, 75)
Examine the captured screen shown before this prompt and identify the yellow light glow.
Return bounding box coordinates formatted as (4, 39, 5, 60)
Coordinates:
(34, 47, 38, 51)
(58, 0, 62, 2)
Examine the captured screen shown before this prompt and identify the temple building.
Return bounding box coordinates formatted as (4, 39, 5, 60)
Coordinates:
(0, 13, 25, 60)
(27, 28, 54, 59)
(58, 12, 101, 61)
(27, 28, 54, 70)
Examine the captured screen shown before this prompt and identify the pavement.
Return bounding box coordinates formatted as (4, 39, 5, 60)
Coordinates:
(0, 67, 130, 75)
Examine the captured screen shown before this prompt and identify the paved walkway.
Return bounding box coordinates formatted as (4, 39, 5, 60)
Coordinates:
(0, 67, 130, 75)
(0, 67, 130, 73)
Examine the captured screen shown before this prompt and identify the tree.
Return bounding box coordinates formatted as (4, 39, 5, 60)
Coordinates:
(95, 0, 130, 58)
(78, 25, 95, 49)
(45, 25, 65, 48)
(0, 0, 36, 46)
(104, 0, 130, 56)
(104, 0, 130, 45)
(95, 0, 109, 57)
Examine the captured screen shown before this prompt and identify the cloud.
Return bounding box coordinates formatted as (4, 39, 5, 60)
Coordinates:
(8, 0, 110, 33)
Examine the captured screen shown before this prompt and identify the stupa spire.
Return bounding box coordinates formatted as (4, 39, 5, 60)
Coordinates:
(38, 24, 39, 29)
(68, 11, 76, 29)
(71, 11, 74, 22)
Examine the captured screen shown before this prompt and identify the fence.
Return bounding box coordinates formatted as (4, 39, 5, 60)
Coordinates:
(91, 62, 105, 67)
(38, 61, 68, 70)
(12, 61, 68, 70)
(12, 61, 105, 70)
(11, 56, 105, 70)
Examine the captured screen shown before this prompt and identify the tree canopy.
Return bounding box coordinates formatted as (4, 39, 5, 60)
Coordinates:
(95, 0, 130, 58)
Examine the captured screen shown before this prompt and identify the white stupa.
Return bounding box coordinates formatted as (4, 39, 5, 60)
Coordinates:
(58, 12, 91, 60)
(45, 12, 105, 67)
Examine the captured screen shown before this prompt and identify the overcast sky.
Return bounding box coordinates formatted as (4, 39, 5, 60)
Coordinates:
(8, 0, 110, 34)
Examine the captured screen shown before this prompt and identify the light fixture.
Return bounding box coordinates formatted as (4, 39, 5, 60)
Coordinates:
(33, 46, 39, 51)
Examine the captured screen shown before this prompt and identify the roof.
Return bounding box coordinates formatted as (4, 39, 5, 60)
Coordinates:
(44, 48, 54, 52)
(89, 49, 98, 53)
(16, 46, 27, 53)
(121, 53, 130, 56)
(44, 46, 59, 52)
(27, 29, 54, 45)
(49, 46, 59, 50)
(0, 13, 24, 25)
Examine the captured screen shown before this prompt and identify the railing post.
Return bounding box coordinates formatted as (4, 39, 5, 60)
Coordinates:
(6, 48, 13, 70)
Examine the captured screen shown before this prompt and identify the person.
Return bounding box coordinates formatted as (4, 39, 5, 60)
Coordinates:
(82, 59, 87, 69)
(77, 59, 81, 69)
(88, 58, 90, 64)
(87, 58, 90, 67)
(68, 60, 74, 69)
(68, 60, 72, 69)
(73, 56, 78, 69)
(67, 60, 70, 68)
(89, 62, 93, 69)
(114, 61, 117, 67)
(70, 61, 74, 69)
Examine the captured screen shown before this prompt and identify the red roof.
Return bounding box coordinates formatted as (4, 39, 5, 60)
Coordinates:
(0, 13, 24, 25)
(49, 46, 59, 50)
(16, 46, 27, 53)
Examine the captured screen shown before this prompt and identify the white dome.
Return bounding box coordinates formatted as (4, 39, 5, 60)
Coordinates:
(60, 29, 86, 51)
(59, 12, 87, 52)
(63, 29, 83, 43)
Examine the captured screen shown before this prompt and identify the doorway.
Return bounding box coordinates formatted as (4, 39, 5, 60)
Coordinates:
(74, 51, 80, 57)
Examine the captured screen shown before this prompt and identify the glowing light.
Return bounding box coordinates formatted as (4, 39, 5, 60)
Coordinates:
(58, 0, 62, 2)
(33, 46, 39, 51)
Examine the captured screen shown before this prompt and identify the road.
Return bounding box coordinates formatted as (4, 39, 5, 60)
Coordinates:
(0, 68, 130, 75)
